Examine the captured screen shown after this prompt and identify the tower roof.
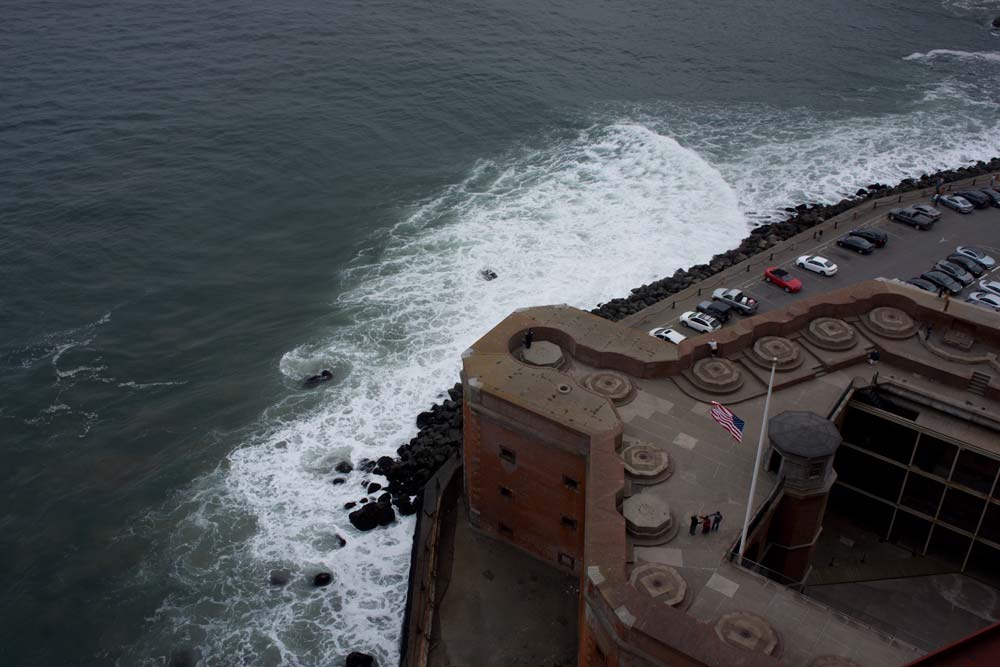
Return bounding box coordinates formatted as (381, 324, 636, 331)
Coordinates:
(768, 410, 841, 458)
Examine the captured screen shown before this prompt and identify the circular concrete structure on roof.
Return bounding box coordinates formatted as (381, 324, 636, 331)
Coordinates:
(715, 611, 779, 655)
(621, 438, 671, 483)
(629, 563, 687, 607)
(623, 493, 673, 539)
(768, 410, 841, 458)
(749, 336, 802, 370)
(805, 317, 858, 351)
(690, 358, 744, 393)
(581, 371, 636, 405)
(811, 657, 861, 667)
(866, 306, 916, 339)
(518, 341, 566, 368)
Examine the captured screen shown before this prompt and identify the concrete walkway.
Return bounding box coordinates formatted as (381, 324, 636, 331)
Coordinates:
(427, 498, 579, 667)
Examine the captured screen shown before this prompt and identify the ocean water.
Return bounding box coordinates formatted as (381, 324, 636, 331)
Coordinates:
(2, 0, 1000, 665)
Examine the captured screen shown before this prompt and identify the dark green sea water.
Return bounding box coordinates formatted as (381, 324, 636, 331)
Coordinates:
(2, 0, 1000, 664)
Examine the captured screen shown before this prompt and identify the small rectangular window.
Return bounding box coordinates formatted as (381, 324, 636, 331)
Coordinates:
(561, 516, 577, 530)
(500, 447, 516, 464)
(807, 462, 825, 479)
(499, 486, 513, 499)
(563, 475, 579, 491)
(499, 522, 513, 537)
(558, 552, 575, 568)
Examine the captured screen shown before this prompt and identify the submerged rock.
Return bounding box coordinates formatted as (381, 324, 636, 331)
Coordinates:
(346, 652, 376, 667)
(334, 461, 353, 474)
(269, 569, 290, 587)
(348, 502, 396, 531)
(313, 572, 333, 587)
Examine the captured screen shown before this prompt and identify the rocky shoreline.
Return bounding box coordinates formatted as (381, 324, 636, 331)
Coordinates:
(591, 157, 1000, 321)
(348, 157, 1000, 533)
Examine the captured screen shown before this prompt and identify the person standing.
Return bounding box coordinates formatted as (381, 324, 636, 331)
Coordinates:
(712, 512, 722, 532)
(689, 515, 699, 536)
(701, 516, 712, 535)
(708, 340, 718, 357)
(523, 329, 534, 349)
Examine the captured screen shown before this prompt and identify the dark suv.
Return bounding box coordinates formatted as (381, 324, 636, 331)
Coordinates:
(955, 190, 990, 209)
(696, 300, 733, 323)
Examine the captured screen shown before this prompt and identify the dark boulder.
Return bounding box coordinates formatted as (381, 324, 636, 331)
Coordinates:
(346, 652, 376, 667)
(168, 649, 199, 667)
(303, 369, 333, 388)
(359, 458, 377, 473)
(269, 569, 290, 587)
(334, 461, 353, 474)
(993, 16, 1000, 29)
(376, 456, 394, 475)
(313, 572, 333, 587)
(348, 502, 396, 530)
(367, 482, 382, 494)
(343, 501, 356, 510)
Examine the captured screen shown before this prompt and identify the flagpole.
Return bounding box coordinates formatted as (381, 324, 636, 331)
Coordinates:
(739, 357, 777, 560)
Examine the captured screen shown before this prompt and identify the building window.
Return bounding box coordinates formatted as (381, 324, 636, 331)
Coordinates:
(807, 461, 825, 479)
(499, 522, 513, 537)
(563, 475, 579, 491)
(500, 446, 516, 464)
(558, 552, 575, 568)
(561, 516, 577, 530)
(499, 486, 513, 499)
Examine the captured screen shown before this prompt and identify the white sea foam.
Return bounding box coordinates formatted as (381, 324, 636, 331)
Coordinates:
(144, 123, 748, 665)
(904, 49, 1000, 63)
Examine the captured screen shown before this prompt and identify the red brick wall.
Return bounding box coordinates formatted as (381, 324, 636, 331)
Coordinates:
(466, 411, 587, 573)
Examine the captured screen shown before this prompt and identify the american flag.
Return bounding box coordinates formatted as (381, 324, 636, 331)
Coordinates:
(710, 401, 745, 442)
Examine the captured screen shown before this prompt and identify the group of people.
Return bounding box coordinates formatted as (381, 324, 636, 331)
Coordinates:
(689, 512, 722, 535)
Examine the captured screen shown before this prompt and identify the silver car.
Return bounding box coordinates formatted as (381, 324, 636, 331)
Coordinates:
(937, 194, 974, 213)
(648, 327, 687, 344)
(979, 280, 1000, 297)
(966, 292, 1000, 311)
(912, 203, 942, 220)
(956, 246, 997, 269)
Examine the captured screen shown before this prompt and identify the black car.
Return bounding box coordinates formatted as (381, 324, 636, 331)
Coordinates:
(906, 278, 938, 292)
(835, 235, 874, 254)
(946, 254, 986, 277)
(920, 271, 963, 295)
(955, 190, 991, 209)
(848, 228, 887, 247)
(980, 189, 1000, 207)
(888, 207, 935, 230)
(696, 300, 733, 323)
(933, 260, 974, 286)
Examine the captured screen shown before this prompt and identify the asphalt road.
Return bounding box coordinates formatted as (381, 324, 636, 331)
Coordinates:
(632, 197, 1000, 335)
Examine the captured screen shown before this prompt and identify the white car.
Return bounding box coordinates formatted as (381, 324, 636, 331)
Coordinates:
(796, 255, 838, 276)
(912, 203, 942, 220)
(956, 246, 997, 269)
(966, 292, 1000, 311)
(648, 327, 687, 345)
(979, 280, 1000, 297)
(679, 311, 721, 333)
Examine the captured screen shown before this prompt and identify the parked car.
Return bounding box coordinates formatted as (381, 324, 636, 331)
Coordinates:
(911, 203, 942, 220)
(887, 207, 935, 229)
(979, 280, 1000, 297)
(955, 246, 997, 269)
(946, 254, 986, 277)
(836, 235, 874, 254)
(979, 189, 1000, 207)
(955, 190, 990, 209)
(966, 292, 1000, 311)
(679, 311, 721, 333)
(763, 267, 803, 293)
(796, 255, 838, 276)
(906, 278, 938, 293)
(712, 288, 759, 315)
(920, 270, 963, 295)
(848, 228, 887, 247)
(696, 300, 733, 323)
(936, 194, 974, 214)
(648, 327, 687, 344)
(933, 260, 974, 286)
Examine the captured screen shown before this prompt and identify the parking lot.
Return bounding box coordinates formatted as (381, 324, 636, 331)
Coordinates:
(627, 188, 1000, 336)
